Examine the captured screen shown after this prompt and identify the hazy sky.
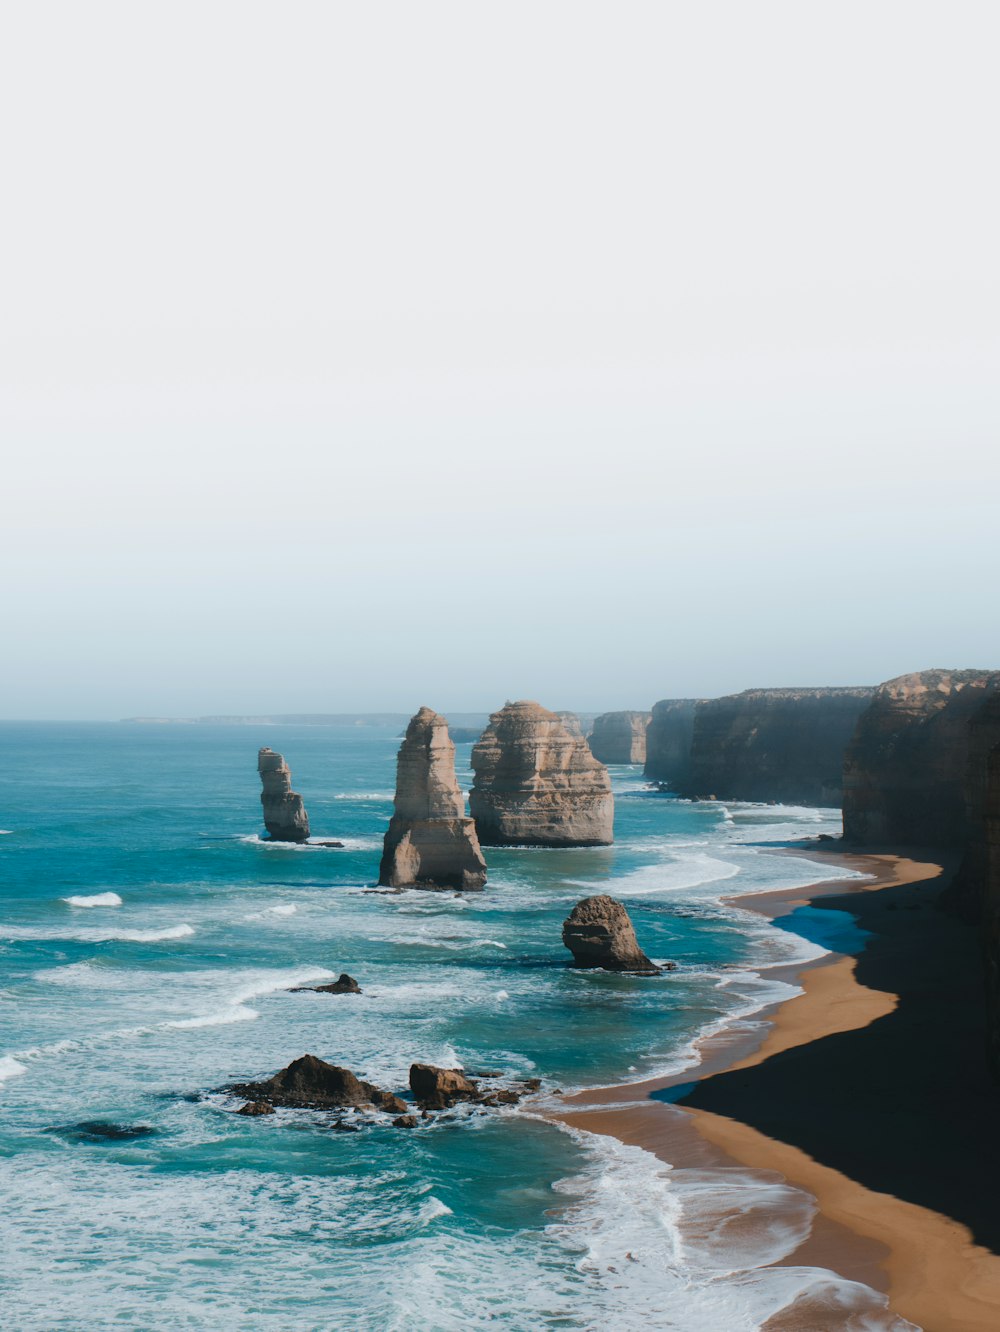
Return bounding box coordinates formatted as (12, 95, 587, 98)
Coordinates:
(3, 2, 998, 719)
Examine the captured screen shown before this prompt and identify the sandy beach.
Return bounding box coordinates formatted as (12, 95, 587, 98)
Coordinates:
(549, 846, 1000, 1331)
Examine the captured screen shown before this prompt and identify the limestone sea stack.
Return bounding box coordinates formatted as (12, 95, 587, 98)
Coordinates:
(470, 701, 613, 846)
(562, 895, 659, 972)
(842, 670, 1000, 846)
(378, 707, 487, 890)
(257, 748, 310, 842)
(589, 711, 651, 764)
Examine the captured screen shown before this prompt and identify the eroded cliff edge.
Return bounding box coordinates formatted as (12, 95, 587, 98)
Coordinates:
(643, 699, 699, 788)
(470, 701, 613, 846)
(588, 711, 651, 765)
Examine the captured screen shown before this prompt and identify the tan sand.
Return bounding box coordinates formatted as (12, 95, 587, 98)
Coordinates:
(547, 850, 1000, 1331)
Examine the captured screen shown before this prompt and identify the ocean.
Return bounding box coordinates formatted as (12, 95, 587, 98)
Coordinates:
(0, 722, 898, 1330)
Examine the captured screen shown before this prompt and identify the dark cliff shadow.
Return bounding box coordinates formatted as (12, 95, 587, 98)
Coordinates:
(674, 855, 1000, 1252)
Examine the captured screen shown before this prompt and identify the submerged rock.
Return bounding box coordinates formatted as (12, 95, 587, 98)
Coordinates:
(409, 1063, 478, 1109)
(379, 707, 487, 890)
(589, 711, 651, 765)
(257, 748, 310, 842)
(470, 701, 614, 846)
(562, 895, 661, 972)
(230, 1054, 406, 1114)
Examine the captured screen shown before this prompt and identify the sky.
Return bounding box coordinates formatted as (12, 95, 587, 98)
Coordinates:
(2, 2, 998, 719)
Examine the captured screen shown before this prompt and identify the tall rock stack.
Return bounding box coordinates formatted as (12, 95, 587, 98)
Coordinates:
(378, 707, 488, 890)
(469, 701, 614, 846)
(257, 748, 310, 842)
(588, 711, 651, 765)
(842, 670, 1000, 846)
(644, 699, 699, 787)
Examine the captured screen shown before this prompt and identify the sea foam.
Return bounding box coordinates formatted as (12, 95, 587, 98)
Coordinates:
(62, 892, 124, 908)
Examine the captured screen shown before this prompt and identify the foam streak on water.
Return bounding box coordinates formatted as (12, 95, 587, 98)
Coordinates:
(0, 724, 893, 1330)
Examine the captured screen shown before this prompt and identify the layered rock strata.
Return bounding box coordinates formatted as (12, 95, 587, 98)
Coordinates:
(257, 748, 310, 842)
(378, 707, 487, 890)
(470, 702, 614, 846)
(588, 711, 651, 765)
(682, 688, 873, 804)
(643, 699, 699, 787)
(842, 670, 1000, 846)
(562, 895, 660, 972)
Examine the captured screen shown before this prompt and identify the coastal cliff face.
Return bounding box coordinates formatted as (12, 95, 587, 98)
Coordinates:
(257, 748, 310, 842)
(469, 701, 614, 846)
(588, 712, 651, 765)
(682, 688, 873, 804)
(842, 670, 1000, 846)
(983, 742, 1000, 1080)
(378, 708, 487, 890)
(643, 700, 698, 786)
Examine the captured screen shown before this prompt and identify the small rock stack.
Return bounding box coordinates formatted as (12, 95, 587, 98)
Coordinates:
(258, 748, 310, 842)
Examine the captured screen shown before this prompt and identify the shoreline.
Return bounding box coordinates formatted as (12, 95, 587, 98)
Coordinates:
(546, 844, 1000, 1330)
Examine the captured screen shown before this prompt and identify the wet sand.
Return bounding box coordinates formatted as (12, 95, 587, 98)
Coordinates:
(549, 847, 1000, 1330)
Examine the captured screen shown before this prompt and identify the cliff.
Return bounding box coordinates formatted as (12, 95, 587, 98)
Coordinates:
(842, 670, 1000, 846)
(378, 707, 487, 890)
(643, 700, 699, 786)
(588, 711, 651, 765)
(984, 738, 1000, 1080)
(681, 688, 873, 804)
(257, 748, 310, 842)
(469, 701, 614, 846)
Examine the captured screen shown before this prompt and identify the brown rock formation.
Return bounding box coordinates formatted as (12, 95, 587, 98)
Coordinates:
(409, 1063, 478, 1109)
(230, 1054, 406, 1113)
(562, 895, 660, 972)
(644, 699, 699, 787)
(842, 670, 1000, 846)
(683, 687, 873, 804)
(469, 701, 613, 846)
(588, 711, 651, 764)
(378, 707, 487, 890)
(257, 748, 310, 842)
(237, 1100, 275, 1116)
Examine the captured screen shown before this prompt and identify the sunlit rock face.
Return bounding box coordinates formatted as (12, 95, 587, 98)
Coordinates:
(588, 712, 651, 765)
(378, 707, 487, 890)
(562, 895, 659, 972)
(843, 670, 1000, 846)
(469, 701, 613, 847)
(683, 687, 873, 805)
(257, 748, 310, 842)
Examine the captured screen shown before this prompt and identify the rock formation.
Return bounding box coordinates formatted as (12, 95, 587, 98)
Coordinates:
(291, 973, 361, 995)
(643, 699, 699, 787)
(842, 670, 1000, 846)
(378, 708, 487, 890)
(983, 741, 1000, 1081)
(230, 1054, 406, 1113)
(409, 1063, 478, 1109)
(681, 688, 874, 804)
(257, 748, 310, 842)
(469, 702, 614, 846)
(588, 711, 651, 765)
(562, 895, 660, 972)
(556, 711, 585, 738)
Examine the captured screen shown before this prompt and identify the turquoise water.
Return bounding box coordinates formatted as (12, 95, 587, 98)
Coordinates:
(0, 723, 901, 1330)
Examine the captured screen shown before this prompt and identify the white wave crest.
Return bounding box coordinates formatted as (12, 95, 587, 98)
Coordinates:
(165, 1005, 259, 1029)
(245, 904, 297, 920)
(0, 1056, 28, 1084)
(62, 892, 123, 908)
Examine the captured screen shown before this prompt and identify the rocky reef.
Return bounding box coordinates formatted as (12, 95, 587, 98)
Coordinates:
(682, 687, 873, 804)
(643, 699, 699, 787)
(842, 670, 1000, 846)
(230, 1054, 407, 1113)
(257, 748, 310, 842)
(378, 707, 487, 890)
(562, 895, 660, 972)
(588, 711, 651, 764)
(469, 701, 614, 846)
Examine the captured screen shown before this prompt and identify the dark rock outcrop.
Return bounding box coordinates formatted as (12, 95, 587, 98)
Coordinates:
(984, 742, 1000, 1080)
(682, 688, 874, 804)
(291, 973, 362, 995)
(588, 711, 651, 764)
(562, 895, 660, 972)
(643, 699, 699, 787)
(257, 748, 310, 842)
(842, 671, 1000, 846)
(409, 1063, 478, 1109)
(470, 702, 613, 846)
(378, 707, 487, 890)
(230, 1054, 406, 1114)
(237, 1100, 275, 1116)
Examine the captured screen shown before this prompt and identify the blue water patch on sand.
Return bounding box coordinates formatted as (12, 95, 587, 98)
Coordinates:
(773, 903, 872, 956)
